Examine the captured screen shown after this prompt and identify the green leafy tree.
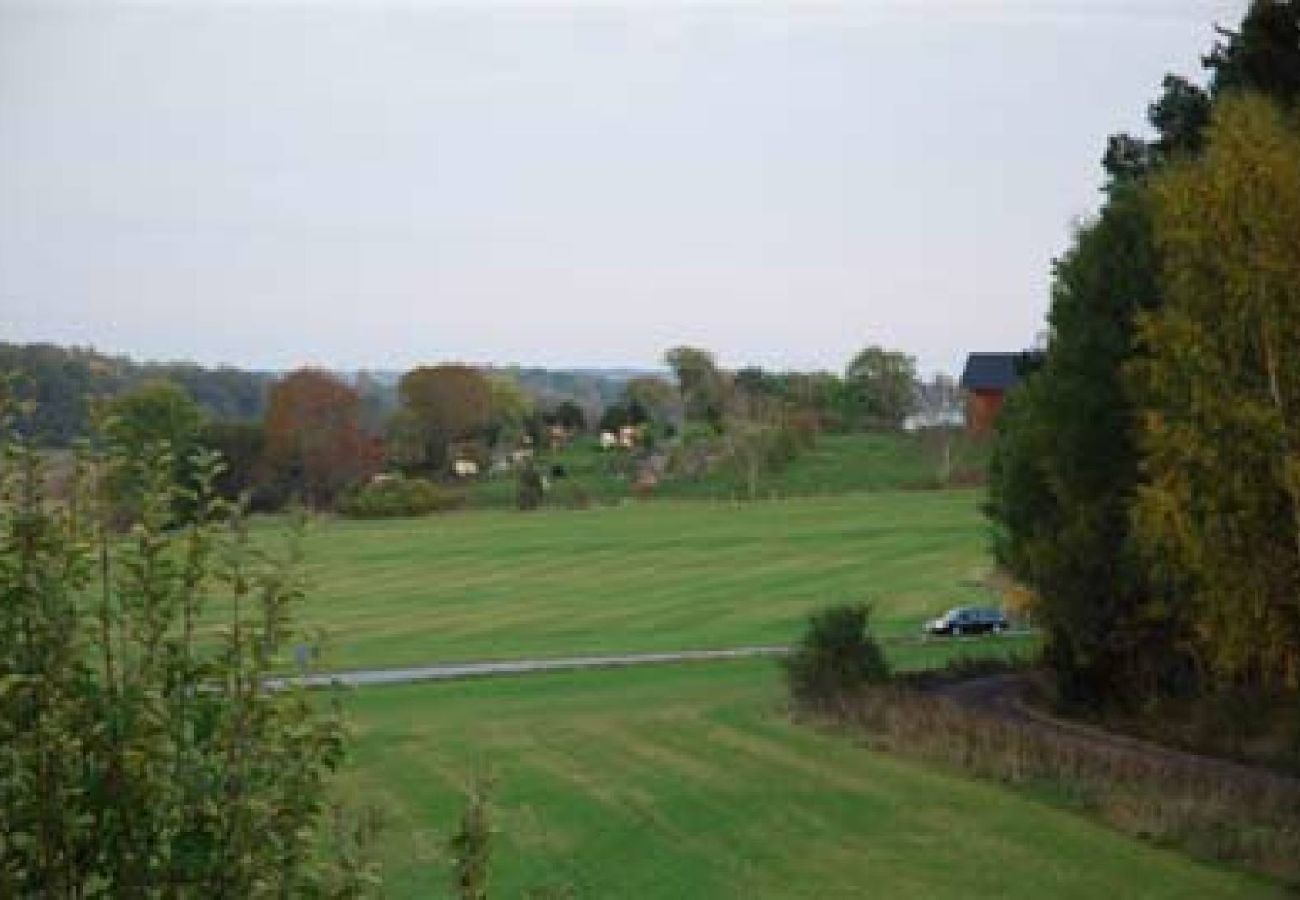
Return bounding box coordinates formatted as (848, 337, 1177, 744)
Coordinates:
(622, 376, 679, 429)
(486, 374, 534, 447)
(1133, 94, 1300, 690)
(732, 367, 776, 398)
(0, 404, 378, 896)
(722, 390, 808, 500)
(783, 371, 849, 432)
(546, 400, 587, 432)
(397, 365, 493, 472)
(0, 342, 270, 445)
(664, 346, 728, 429)
(597, 399, 648, 433)
(843, 346, 917, 430)
(104, 377, 202, 458)
(722, 418, 780, 501)
(103, 378, 203, 517)
(198, 420, 274, 509)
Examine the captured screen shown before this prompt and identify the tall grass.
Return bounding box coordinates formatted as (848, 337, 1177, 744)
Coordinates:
(814, 687, 1300, 883)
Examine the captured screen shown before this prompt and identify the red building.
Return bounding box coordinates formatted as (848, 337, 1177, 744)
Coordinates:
(960, 352, 1035, 436)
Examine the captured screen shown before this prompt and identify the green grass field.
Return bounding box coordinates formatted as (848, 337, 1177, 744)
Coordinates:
(280, 490, 997, 670)
(343, 658, 1272, 899)
(657, 432, 988, 501)
(463, 432, 988, 509)
(301, 487, 1278, 896)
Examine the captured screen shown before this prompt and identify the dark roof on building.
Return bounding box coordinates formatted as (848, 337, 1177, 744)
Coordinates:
(960, 352, 1037, 391)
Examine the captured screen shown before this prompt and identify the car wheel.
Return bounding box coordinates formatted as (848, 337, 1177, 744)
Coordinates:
(951, 625, 962, 637)
(993, 623, 1005, 636)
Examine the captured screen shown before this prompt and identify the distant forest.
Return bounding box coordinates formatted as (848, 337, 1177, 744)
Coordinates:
(0, 342, 641, 446)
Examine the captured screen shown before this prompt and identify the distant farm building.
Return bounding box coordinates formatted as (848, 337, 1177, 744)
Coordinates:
(546, 425, 574, 451)
(960, 352, 1038, 435)
(903, 409, 965, 431)
(599, 426, 642, 450)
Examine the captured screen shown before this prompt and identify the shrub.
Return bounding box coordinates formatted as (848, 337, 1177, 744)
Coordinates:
(0, 416, 378, 895)
(516, 462, 544, 511)
(784, 603, 890, 706)
(337, 475, 464, 518)
(449, 778, 493, 900)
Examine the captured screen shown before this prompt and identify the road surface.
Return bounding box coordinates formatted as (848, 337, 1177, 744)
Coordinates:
(269, 645, 793, 689)
(269, 630, 1037, 690)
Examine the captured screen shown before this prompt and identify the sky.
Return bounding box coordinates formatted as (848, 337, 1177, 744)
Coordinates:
(0, 0, 1247, 376)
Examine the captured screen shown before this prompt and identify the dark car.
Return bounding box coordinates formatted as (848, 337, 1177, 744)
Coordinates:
(924, 606, 1008, 636)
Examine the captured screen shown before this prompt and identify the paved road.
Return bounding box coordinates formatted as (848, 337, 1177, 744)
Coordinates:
(269, 630, 1035, 690)
(270, 645, 793, 689)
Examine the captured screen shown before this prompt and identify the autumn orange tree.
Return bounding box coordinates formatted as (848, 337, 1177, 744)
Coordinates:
(395, 365, 493, 473)
(263, 368, 380, 508)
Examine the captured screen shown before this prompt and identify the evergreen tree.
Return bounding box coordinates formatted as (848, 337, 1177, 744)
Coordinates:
(986, 185, 1188, 703)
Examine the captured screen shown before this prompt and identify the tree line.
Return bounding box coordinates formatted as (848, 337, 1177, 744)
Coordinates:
(987, 0, 1300, 706)
(0, 342, 270, 445)
(10, 340, 943, 512)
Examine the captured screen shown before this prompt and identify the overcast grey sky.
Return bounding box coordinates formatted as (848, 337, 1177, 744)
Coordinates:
(1, 0, 1245, 375)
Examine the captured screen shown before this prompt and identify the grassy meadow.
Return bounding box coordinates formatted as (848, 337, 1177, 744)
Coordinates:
(342, 658, 1274, 899)
(463, 432, 989, 509)
(286, 485, 1281, 896)
(277, 489, 997, 670)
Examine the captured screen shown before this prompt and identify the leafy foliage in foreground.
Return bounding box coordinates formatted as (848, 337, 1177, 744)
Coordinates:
(0, 413, 378, 896)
